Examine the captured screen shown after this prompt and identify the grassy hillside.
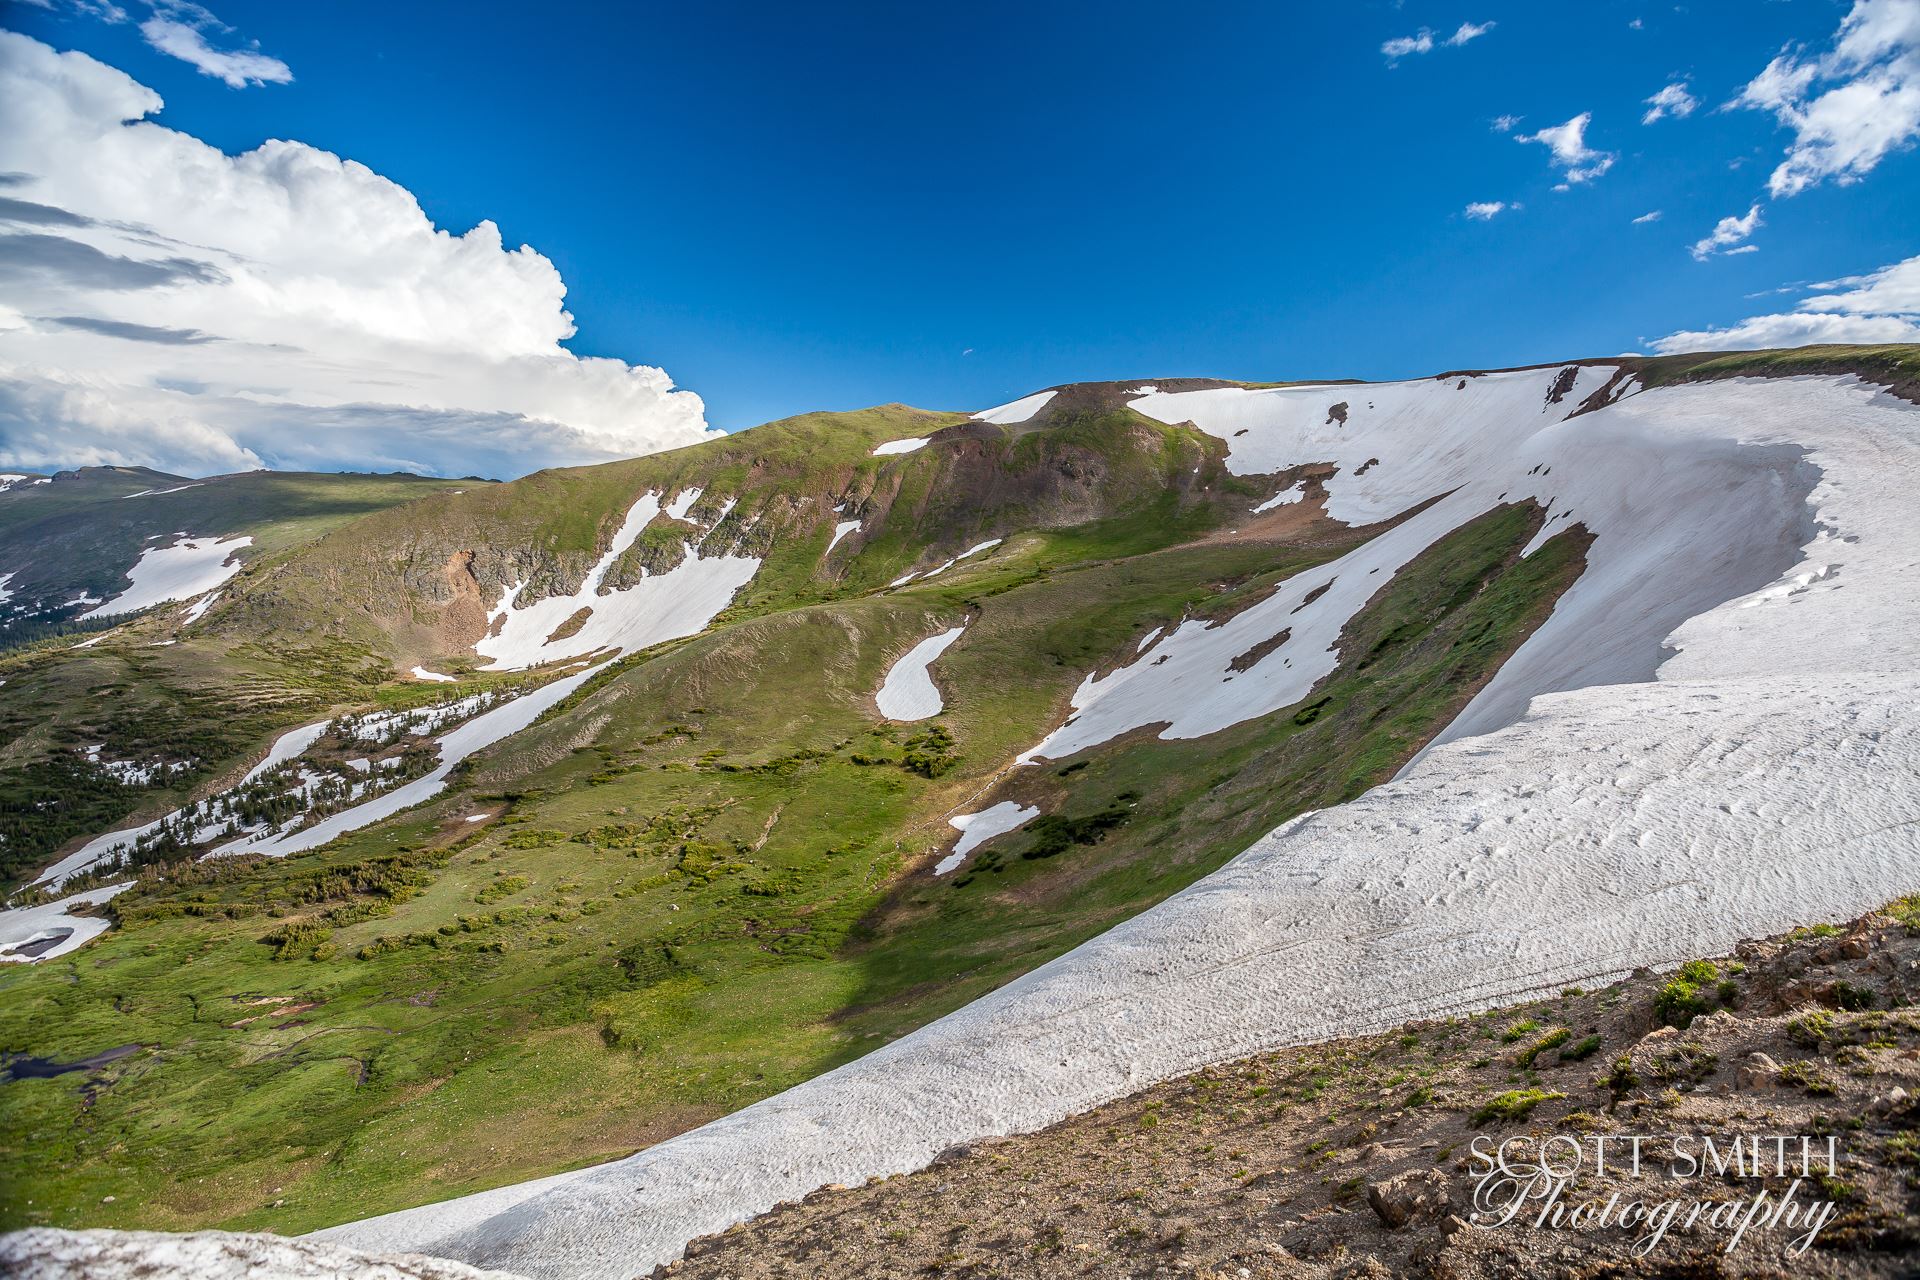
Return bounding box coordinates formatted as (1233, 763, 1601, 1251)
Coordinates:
(1635, 342, 1920, 403)
(209, 399, 1243, 665)
(0, 490, 1589, 1234)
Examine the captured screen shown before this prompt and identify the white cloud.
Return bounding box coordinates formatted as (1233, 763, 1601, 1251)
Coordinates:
(1491, 113, 1523, 132)
(1652, 250, 1920, 352)
(137, 2, 290, 88)
(1381, 29, 1435, 62)
(1516, 112, 1617, 184)
(1730, 0, 1920, 197)
(1641, 81, 1699, 124)
(1802, 252, 1920, 313)
(1382, 20, 1492, 63)
(1463, 201, 1509, 220)
(1633, 209, 1663, 223)
(1690, 203, 1763, 259)
(0, 32, 714, 478)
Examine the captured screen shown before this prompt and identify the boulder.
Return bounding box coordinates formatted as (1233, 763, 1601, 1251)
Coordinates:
(1366, 1169, 1452, 1229)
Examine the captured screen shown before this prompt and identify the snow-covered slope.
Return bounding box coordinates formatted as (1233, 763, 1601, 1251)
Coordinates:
(315, 372, 1920, 1279)
(1024, 366, 1800, 760)
(77, 534, 251, 620)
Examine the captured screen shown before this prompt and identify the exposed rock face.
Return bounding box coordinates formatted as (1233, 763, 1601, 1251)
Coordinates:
(0, 1228, 524, 1280)
(1366, 1169, 1452, 1229)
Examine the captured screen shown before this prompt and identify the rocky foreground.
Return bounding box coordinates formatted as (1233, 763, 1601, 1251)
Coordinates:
(656, 901, 1920, 1280)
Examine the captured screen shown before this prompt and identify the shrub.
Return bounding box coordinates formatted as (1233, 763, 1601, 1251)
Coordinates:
(1833, 981, 1877, 1012)
(1653, 961, 1724, 1028)
(1516, 1027, 1571, 1069)
(1560, 1034, 1602, 1062)
(900, 725, 958, 778)
(1021, 792, 1138, 860)
(1471, 1088, 1564, 1126)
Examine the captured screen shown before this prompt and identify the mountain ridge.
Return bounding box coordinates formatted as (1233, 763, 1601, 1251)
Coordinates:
(1, 346, 1916, 1279)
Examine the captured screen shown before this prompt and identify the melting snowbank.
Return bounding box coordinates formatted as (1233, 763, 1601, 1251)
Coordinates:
(218, 671, 597, 859)
(875, 625, 966, 720)
(0, 883, 132, 963)
(476, 491, 760, 671)
(80, 535, 251, 620)
(316, 376, 1920, 1279)
(937, 802, 1039, 874)
(871, 437, 930, 456)
(973, 390, 1056, 424)
(825, 519, 861, 555)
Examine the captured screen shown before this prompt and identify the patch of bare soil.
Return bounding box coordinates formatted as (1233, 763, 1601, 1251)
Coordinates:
(656, 905, 1920, 1279)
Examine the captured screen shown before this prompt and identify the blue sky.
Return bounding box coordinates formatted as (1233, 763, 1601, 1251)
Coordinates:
(3, 0, 1918, 475)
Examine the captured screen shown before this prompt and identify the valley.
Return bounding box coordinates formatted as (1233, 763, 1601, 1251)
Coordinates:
(2, 346, 1917, 1279)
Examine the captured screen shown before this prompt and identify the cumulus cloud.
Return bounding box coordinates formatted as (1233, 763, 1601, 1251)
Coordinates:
(1729, 0, 1920, 197)
(1652, 251, 1920, 352)
(1382, 20, 1492, 63)
(1463, 201, 1509, 220)
(0, 31, 714, 478)
(1641, 81, 1699, 124)
(1516, 112, 1617, 185)
(1690, 204, 1763, 260)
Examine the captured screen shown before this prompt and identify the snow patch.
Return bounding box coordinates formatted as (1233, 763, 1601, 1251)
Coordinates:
(871, 437, 930, 456)
(0, 883, 132, 963)
(0, 1227, 522, 1279)
(973, 390, 1056, 425)
(1252, 483, 1305, 513)
(179, 591, 221, 625)
(81, 535, 251, 620)
(122, 483, 204, 499)
(875, 625, 966, 721)
(411, 666, 457, 683)
(938, 802, 1040, 874)
(917, 539, 1002, 581)
(826, 519, 861, 555)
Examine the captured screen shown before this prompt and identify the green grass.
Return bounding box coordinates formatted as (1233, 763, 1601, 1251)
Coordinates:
(0, 495, 1590, 1236)
(1634, 343, 1920, 402)
(1471, 1088, 1564, 1127)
